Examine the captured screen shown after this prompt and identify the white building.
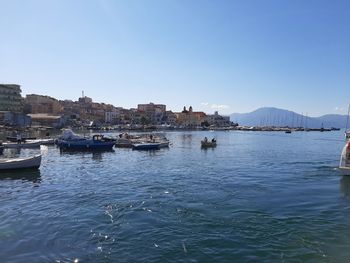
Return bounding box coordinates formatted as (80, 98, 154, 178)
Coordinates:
(206, 111, 231, 127)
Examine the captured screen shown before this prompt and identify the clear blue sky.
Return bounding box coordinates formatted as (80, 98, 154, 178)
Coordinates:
(0, 0, 349, 116)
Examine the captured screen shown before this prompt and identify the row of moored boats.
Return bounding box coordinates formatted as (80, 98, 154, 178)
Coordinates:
(0, 129, 173, 171)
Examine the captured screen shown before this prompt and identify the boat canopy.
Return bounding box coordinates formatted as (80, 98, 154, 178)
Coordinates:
(61, 129, 83, 140)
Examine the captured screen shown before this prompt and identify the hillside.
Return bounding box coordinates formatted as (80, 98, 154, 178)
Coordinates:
(230, 107, 348, 128)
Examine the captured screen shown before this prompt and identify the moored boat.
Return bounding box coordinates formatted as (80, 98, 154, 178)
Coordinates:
(3, 141, 41, 149)
(158, 140, 170, 148)
(57, 135, 115, 150)
(56, 130, 114, 151)
(0, 154, 42, 171)
(26, 138, 55, 145)
(132, 142, 161, 150)
(201, 137, 217, 148)
(339, 141, 350, 175)
(6, 135, 36, 142)
(115, 138, 134, 148)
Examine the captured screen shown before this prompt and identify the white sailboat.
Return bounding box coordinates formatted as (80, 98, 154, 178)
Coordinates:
(346, 104, 350, 141)
(339, 141, 350, 175)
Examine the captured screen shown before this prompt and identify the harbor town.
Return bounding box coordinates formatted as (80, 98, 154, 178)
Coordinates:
(0, 84, 234, 132)
(1, 83, 349, 173)
(1, 0, 350, 261)
(0, 84, 339, 133)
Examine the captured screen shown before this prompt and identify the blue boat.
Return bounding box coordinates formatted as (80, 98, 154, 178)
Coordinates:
(132, 142, 161, 150)
(57, 134, 115, 151)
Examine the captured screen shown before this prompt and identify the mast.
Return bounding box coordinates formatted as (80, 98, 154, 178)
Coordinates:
(346, 103, 350, 132)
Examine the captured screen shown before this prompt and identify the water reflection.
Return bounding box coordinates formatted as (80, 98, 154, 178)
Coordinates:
(340, 176, 350, 197)
(59, 149, 114, 161)
(0, 169, 41, 183)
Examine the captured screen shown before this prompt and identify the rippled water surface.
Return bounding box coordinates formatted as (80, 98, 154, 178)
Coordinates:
(1, 131, 349, 262)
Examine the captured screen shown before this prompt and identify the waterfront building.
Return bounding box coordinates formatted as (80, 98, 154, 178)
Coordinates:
(25, 94, 63, 114)
(137, 102, 166, 125)
(28, 113, 66, 128)
(0, 84, 24, 112)
(176, 106, 207, 127)
(105, 107, 125, 124)
(206, 111, 231, 127)
(164, 111, 177, 125)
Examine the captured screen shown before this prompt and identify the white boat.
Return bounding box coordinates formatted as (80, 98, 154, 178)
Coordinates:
(0, 155, 42, 171)
(26, 138, 55, 145)
(158, 140, 170, 148)
(346, 131, 350, 141)
(3, 141, 41, 149)
(339, 141, 350, 175)
(115, 138, 133, 148)
(346, 104, 350, 141)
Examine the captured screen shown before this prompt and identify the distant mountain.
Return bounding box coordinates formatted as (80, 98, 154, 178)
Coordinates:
(230, 107, 348, 128)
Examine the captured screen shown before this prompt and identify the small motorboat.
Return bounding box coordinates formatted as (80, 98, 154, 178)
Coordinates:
(57, 129, 115, 151)
(26, 138, 55, 145)
(158, 140, 170, 148)
(115, 138, 134, 148)
(132, 142, 161, 150)
(6, 135, 36, 142)
(201, 138, 217, 148)
(3, 141, 41, 149)
(339, 141, 350, 175)
(0, 155, 42, 171)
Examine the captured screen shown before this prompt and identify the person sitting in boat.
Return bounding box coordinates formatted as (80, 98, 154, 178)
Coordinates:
(204, 137, 208, 143)
(211, 138, 216, 143)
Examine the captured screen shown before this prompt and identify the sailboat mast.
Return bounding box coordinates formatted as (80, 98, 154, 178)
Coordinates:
(346, 103, 350, 132)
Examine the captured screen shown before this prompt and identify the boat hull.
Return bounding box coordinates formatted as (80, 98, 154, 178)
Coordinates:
(339, 167, 350, 176)
(0, 155, 41, 171)
(6, 136, 36, 142)
(133, 143, 160, 150)
(201, 141, 217, 148)
(3, 142, 41, 149)
(57, 139, 115, 151)
(115, 138, 133, 148)
(26, 139, 55, 145)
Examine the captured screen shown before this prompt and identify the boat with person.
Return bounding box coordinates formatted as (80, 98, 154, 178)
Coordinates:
(339, 141, 350, 175)
(115, 133, 139, 148)
(0, 154, 42, 171)
(56, 129, 115, 151)
(201, 137, 217, 148)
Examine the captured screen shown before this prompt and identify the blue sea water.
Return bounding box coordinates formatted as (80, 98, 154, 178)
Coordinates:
(0, 130, 349, 262)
